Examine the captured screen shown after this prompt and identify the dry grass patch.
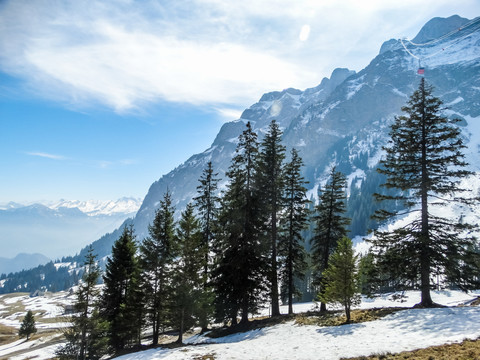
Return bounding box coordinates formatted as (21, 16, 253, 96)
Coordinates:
(192, 354, 216, 360)
(37, 316, 70, 324)
(295, 307, 407, 327)
(343, 338, 480, 360)
(209, 307, 407, 338)
(0, 300, 27, 318)
(0, 323, 17, 345)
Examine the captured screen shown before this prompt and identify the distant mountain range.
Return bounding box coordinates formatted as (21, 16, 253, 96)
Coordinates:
(0, 197, 142, 263)
(0, 197, 141, 216)
(0, 253, 50, 275)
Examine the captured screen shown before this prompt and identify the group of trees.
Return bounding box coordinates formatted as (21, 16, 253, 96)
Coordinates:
(57, 79, 479, 358)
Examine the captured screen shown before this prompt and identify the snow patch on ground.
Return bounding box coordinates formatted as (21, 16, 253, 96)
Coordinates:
(115, 291, 480, 360)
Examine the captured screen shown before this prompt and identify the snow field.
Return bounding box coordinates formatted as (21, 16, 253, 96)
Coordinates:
(116, 306, 480, 360)
(113, 290, 480, 360)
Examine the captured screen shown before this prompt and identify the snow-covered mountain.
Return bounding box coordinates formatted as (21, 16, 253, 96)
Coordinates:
(0, 198, 142, 262)
(47, 197, 142, 217)
(0, 197, 142, 217)
(125, 14, 480, 242)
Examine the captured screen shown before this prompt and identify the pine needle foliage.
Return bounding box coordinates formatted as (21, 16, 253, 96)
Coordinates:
(311, 167, 351, 311)
(278, 148, 310, 314)
(211, 121, 268, 325)
(319, 237, 360, 324)
(56, 246, 106, 359)
(193, 162, 219, 330)
(100, 225, 142, 352)
(139, 191, 177, 345)
(171, 203, 206, 344)
(371, 78, 479, 307)
(256, 119, 287, 317)
(19, 310, 36, 340)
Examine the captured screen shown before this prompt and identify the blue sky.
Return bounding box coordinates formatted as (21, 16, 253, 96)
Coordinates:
(1, 0, 479, 204)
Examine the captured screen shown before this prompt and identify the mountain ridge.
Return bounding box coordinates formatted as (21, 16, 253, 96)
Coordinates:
(130, 14, 480, 243)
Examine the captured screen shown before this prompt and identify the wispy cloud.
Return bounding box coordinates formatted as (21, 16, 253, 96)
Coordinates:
(26, 151, 66, 160)
(97, 159, 137, 169)
(1, 0, 477, 113)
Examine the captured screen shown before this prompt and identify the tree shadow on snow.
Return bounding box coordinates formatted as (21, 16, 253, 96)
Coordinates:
(316, 322, 366, 337)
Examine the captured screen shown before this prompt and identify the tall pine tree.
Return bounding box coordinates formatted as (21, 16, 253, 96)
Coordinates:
(56, 246, 106, 360)
(193, 161, 219, 330)
(100, 225, 142, 352)
(372, 78, 479, 307)
(311, 167, 350, 312)
(139, 191, 177, 345)
(256, 119, 286, 317)
(278, 148, 309, 314)
(212, 121, 268, 325)
(194, 161, 220, 279)
(171, 203, 205, 344)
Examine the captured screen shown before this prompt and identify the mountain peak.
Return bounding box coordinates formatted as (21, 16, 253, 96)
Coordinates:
(411, 15, 470, 44)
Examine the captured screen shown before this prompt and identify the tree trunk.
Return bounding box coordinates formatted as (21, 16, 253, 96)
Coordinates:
(271, 209, 280, 317)
(419, 77, 433, 308)
(176, 308, 184, 344)
(288, 238, 294, 315)
(241, 294, 249, 324)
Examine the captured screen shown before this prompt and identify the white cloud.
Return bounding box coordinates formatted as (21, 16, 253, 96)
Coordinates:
(299, 25, 311, 42)
(1, 0, 478, 114)
(26, 152, 66, 160)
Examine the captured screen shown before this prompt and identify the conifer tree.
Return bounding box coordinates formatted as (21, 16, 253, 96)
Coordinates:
(100, 225, 141, 352)
(193, 161, 219, 329)
(211, 121, 268, 325)
(19, 310, 37, 340)
(139, 191, 177, 345)
(56, 246, 105, 359)
(194, 161, 220, 278)
(372, 78, 479, 307)
(278, 148, 309, 314)
(256, 119, 286, 317)
(171, 203, 205, 344)
(311, 167, 350, 312)
(320, 237, 360, 323)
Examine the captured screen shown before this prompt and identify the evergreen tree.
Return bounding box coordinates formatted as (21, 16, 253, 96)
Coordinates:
(100, 225, 141, 352)
(139, 191, 177, 345)
(256, 119, 286, 317)
(194, 161, 220, 278)
(19, 310, 37, 340)
(56, 246, 106, 359)
(320, 237, 360, 323)
(372, 78, 479, 307)
(193, 161, 219, 330)
(357, 251, 379, 297)
(311, 167, 350, 312)
(278, 148, 310, 314)
(172, 203, 205, 344)
(211, 121, 268, 325)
